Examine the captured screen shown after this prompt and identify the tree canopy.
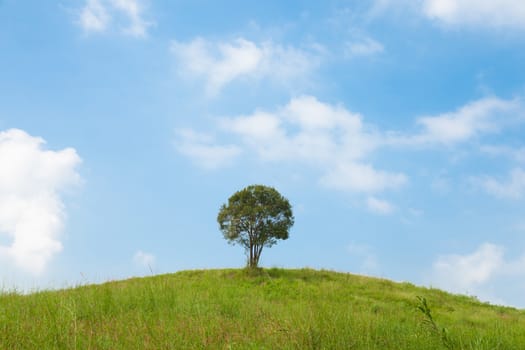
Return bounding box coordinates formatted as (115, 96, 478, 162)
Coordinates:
(217, 185, 294, 268)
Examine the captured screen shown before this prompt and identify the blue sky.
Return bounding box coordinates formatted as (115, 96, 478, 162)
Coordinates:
(1, 0, 525, 308)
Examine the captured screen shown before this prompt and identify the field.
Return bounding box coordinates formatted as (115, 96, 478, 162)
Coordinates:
(1, 268, 524, 349)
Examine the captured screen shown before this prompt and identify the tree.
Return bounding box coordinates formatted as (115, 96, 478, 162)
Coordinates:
(217, 185, 294, 269)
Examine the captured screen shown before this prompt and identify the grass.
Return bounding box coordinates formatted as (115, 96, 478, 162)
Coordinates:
(1, 268, 524, 349)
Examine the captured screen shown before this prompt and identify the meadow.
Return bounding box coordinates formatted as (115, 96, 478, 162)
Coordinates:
(1, 268, 524, 349)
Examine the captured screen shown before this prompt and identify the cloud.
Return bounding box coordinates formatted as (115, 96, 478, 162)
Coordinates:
(133, 250, 156, 269)
(430, 243, 525, 306)
(480, 145, 525, 163)
(389, 97, 522, 146)
(415, 97, 519, 144)
(79, 0, 110, 32)
(320, 163, 406, 193)
(174, 129, 242, 170)
(366, 196, 395, 214)
(372, 0, 525, 31)
(179, 96, 405, 196)
(345, 37, 384, 58)
(0, 129, 81, 274)
(219, 96, 405, 194)
(178, 94, 523, 206)
(221, 96, 377, 163)
(432, 243, 504, 291)
(170, 37, 320, 95)
(474, 168, 525, 199)
(422, 0, 525, 30)
(78, 0, 151, 37)
(110, 0, 151, 37)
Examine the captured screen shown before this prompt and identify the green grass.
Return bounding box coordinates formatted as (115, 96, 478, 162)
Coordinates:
(1, 268, 524, 349)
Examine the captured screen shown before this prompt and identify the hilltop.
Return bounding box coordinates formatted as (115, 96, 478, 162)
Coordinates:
(1, 268, 524, 349)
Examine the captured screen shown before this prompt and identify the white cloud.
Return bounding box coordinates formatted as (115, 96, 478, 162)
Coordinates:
(174, 129, 242, 170)
(474, 168, 525, 199)
(481, 145, 525, 163)
(170, 37, 319, 95)
(366, 196, 395, 214)
(389, 97, 521, 146)
(0, 129, 81, 274)
(219, 112, 287, 162)
(133, 250, 155, 269)
(179, 96, 405, 196)
(219, 96, 405, 194)
(179, 94, 524, 206)
(222, 96, 377, 163)
(345, 37, 384, 58)
(78, 0, 151, 37)
(110, 0, 151, 37)
(171, 38, 261, 95)
(320, 163, 406, 193)
(422, 0, 525, 30)
(372, 0, 525, 31)
(430, 243, 525, 306)
(432, 243, 504, 291)
(416, 97, 518, 144)
(79, 0, 110, 32)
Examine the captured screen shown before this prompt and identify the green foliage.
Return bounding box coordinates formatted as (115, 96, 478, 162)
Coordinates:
(417, 296, 454, 349)
(217, 185, 294, 268)
(1, 269, 524, 349)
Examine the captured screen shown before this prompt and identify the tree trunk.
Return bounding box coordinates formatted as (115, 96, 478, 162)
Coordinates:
(247, 244, 262, 268)
(247, 225, 258, 268)
(249, 244, 253, 268)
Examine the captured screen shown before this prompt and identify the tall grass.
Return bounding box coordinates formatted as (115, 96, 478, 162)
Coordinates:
(1, 268, 524, 349)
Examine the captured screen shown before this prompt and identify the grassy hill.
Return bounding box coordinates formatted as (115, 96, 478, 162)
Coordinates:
(1, 268, 524, 349)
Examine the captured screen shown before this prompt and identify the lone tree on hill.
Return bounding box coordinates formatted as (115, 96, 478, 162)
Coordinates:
(217, 185, 294, 269)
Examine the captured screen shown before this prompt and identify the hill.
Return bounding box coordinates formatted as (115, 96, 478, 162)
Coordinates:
(1, 268, 524, 349)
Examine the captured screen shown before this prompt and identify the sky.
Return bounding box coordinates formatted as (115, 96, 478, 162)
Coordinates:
(1, 0, 525, 308)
